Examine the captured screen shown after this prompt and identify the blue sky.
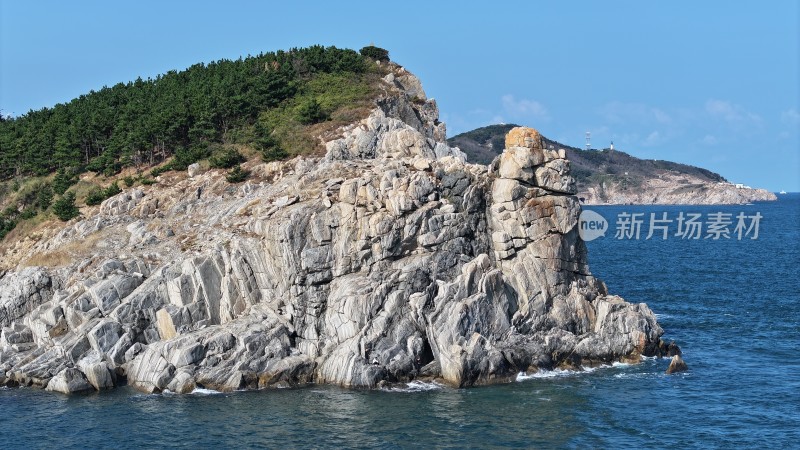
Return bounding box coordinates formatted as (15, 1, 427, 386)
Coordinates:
(1, 1, 798, 191)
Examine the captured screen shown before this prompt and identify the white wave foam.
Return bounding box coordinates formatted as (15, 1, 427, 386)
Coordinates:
(613, 371, 661, 380)
(191, 387, 223, 395)
(516, 363, 639, 381)
(384, 380, 444, 392)
(516, 369, 578, 381)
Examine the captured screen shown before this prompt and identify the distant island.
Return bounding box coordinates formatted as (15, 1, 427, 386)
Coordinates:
(449, 124, 777, 205)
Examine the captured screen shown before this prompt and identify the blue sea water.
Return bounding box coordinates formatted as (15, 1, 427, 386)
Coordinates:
(1, 195, 798, 449)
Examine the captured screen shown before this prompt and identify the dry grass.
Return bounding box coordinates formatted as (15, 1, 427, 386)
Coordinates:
(2, 210, 51, 244)
(22, 249, 73, 268)
(21, 229, 108, 269)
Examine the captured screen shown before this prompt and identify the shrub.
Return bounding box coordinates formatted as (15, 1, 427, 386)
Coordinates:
(20, 207, 37, 220)
(84, 188, 105, 206)
(209, 147, 245, 169)
(254, 123, 278, 149)
(86, 182, 121, 206)
(0, 215, 17, 240)
(295, 98, 328, 124)
(102, 163, 121, 177)
(123, 175, 135, 187)
(170, 145, 212, 171)
(52, 192, 79, 221)
(254, 123, 289, 162)
(140, 177, 156, 185)
(151, 166, 170, 177)
(262, 147, 289, 162)
(104, 182, 121, 198)
(226, 165, 250, 183)
(359, 46, 389, 62)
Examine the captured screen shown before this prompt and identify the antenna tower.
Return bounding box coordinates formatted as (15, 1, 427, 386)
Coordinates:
(585, 131, 591, 150)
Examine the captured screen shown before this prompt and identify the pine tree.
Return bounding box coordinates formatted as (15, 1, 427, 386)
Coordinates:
(52, 192, 79, 221)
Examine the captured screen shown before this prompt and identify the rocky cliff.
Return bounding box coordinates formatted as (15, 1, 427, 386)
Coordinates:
(0, 66, 677, 394)
(450, 124, 777, 205)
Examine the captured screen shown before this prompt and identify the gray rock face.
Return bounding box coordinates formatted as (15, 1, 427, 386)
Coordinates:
(0, 67, 676, 393)
(0, 268, 55, 328)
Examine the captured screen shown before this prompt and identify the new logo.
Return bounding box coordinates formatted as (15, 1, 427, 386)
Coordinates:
(578, 210, 608, 241)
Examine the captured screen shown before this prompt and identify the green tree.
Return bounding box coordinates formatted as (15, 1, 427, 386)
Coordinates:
(254, 122, 288, 162)
(84, 188, 105, 206)
(36, 184, 54, 210)
(52, 192, 79, 221)
(103, 181, 121, 197)
(209, 146, 245, 169)
(52, 168, 76, 194)
(295, 98, 328, 124)
(359, 46, 389, 62)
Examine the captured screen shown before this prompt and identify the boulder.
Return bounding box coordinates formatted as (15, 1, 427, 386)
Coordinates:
(505, 127, 543, 149)
(188, 163, 201, 178)
(666, 355, 688, 374)
(78, 358, 115, 390)
(46, 368, 93, 394)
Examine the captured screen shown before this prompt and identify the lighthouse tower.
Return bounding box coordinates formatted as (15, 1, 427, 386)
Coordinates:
(610, 140, 614, 151)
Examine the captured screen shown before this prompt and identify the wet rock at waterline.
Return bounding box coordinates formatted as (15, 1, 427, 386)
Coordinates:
(666, 355, 689, 374)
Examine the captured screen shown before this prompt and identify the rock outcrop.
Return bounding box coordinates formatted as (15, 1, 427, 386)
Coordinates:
(580, 174, 777, 205)
(666, 355, 688, 374)
(0, 65, 677, 393)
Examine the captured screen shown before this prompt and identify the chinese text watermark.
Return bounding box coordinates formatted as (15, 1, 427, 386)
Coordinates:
(579, 210, 762, 241)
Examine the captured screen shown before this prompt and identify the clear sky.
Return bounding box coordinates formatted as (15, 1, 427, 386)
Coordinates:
(1, 1, 798, 191)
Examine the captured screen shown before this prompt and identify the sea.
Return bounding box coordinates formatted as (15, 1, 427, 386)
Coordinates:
(1, 194, 798, 449)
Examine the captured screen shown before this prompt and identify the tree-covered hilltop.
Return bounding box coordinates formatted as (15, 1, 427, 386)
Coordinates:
(0, 45, 386, 179)
(0, 45, 391, 240)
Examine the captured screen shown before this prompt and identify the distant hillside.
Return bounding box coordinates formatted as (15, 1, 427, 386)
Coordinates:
(448, 124, 519, 166)
(448, 124, 776, 205)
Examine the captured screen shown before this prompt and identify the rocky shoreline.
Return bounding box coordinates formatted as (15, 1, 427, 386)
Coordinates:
(579, 172, 777, 205)
(0, 68, 678, 394)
